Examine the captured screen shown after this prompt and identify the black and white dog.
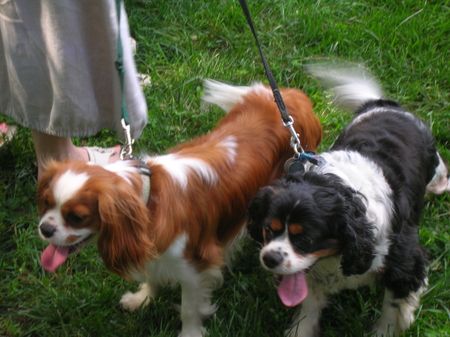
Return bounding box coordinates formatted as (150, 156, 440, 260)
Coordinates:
(248, 64, 449, 337)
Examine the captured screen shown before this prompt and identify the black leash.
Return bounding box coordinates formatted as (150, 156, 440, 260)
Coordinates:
(238, 0, 291, 125)
(238, 0, 321, 173)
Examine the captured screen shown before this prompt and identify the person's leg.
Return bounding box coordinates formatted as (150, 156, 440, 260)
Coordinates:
(31, 130, 119, 179)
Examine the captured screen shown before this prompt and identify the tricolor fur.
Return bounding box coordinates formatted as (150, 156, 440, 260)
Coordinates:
(248, 64, 449, 337)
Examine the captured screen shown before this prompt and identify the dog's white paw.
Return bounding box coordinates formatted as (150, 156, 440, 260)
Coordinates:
(371, 327, 396, 337)
(372, 320, 401, 337)
(285, 325, 319, 337)
(119, 283, 152, 311)
(120, 291, 150, 311)
(178, 326, 206, 337)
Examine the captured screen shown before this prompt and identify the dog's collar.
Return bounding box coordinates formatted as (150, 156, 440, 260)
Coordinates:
(125, 158, 151, 203)
(138, 161, 151, 203)
(141, 173, 151, 203)
(284, 152, 325, 175)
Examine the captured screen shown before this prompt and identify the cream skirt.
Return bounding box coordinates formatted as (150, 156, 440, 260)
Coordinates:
(0, 0, 147, 139)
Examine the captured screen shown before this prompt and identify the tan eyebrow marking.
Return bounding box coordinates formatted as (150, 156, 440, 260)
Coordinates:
(269, 219, 283, 232)
(288, 223, 304, 235)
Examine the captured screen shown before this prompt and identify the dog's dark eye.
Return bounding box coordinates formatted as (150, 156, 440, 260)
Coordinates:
(264, 226, 274, 241)
(264, 220, 284, 241)
(39, 198, 50, 214)
(291, 234, 316, 254)
(66, 212, 85, 225)
(39, 194, 53, 212)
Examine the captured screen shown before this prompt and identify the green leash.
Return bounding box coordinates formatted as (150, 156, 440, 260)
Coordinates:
(113, 0, 152, 200)
(115, 0, 134, 160)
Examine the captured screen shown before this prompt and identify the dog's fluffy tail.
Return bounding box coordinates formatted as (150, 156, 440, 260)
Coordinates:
(306, 63, 384, 112)
(202, 80, 267, 112)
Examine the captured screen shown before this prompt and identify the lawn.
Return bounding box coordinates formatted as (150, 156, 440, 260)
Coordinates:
(0, 1, 449, 336)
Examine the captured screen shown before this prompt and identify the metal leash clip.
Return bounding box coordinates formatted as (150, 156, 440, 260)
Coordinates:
(120, 118, 135, 160)
(238, 0, 325, 175)
(283, 116, 304, 156)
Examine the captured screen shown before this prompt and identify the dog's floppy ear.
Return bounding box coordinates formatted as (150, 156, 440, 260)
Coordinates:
(312, 173, 376, 276)
(97, 181, 157, 277)
(338, 192, 375, 276)
(247, 186, 276, 243)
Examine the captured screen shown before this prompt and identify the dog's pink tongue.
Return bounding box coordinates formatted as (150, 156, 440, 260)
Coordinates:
(40, 244, 70, 272)
(277, 271, 308, 307)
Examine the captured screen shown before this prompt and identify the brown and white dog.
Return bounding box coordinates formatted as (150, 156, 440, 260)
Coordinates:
(37, 80, 322, 337)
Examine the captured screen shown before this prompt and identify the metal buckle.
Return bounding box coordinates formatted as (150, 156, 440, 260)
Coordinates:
(283, 116, 304, 155)
(120, 118, 135, 160)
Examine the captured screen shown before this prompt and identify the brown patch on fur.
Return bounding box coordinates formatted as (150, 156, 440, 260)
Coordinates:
(66, 235, 81, 244)
(37, 163, 60, 214)
(311, 248, 339, 258)
(169, 87, 321, 270)
(91, 170, 157, 277)
(37, 85, 321, 277)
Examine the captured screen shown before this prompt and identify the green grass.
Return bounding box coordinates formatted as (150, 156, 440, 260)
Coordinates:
(1, 1, 449, 336)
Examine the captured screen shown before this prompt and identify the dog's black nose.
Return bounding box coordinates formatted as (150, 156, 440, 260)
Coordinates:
(40, 222, 56, 238)
(262, 251, 284, 269)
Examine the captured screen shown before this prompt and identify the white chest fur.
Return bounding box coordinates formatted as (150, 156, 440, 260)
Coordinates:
(131, 234, 199, 286)
(307, 256, 378, 294)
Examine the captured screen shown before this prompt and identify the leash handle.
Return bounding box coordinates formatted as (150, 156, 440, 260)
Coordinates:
(238, 0, 305, 154)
